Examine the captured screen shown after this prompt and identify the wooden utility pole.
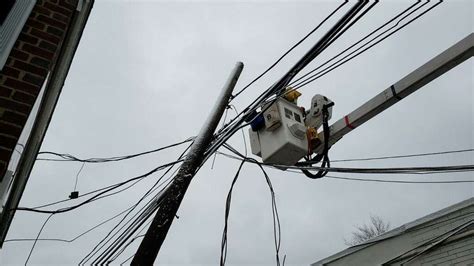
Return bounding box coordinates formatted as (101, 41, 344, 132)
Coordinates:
(132, 62, 244, 265)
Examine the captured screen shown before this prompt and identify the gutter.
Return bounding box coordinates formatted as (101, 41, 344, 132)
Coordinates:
(0, 0, 95, 247)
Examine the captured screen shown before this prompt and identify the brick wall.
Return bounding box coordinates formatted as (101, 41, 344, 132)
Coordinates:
(0, 0, 78, 179)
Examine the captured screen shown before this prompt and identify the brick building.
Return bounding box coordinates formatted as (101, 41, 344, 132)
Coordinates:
(312, 198, 474, 266)
(0, 0, 94, 246)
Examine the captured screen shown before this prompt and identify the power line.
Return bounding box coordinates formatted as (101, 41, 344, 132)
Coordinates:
(218, 150, 474, 184)
(24, 214, 54, 265)
(331, 148, 474, 163)
(204, 1, 373, 164)
(16, 159, 184, 214)
(322, 175, 473, 184)
(281, 164, 474, 174)
(220, 143, 474, 175)
(230, 0, 349, 100)
(5, 206, 134, 244)
(37, 137, 193, 163)
(221, 159, 282, 266)
(73, 162, 85, 192)
(217, 146, 474, 164)
(81, 144, 191, 264)
(289, 0, 422, 87)
(293, 0, 443, 89)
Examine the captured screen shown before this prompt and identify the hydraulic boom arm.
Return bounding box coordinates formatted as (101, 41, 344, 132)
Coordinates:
(314, 33, 474, 154)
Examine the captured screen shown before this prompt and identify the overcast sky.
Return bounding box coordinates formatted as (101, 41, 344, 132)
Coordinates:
(1, 0, 473, 265)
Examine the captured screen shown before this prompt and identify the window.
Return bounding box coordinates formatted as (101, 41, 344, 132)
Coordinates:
(0, 0, 16, 25)
(294, 113, 301, 123)
(284, 108, 292, 119)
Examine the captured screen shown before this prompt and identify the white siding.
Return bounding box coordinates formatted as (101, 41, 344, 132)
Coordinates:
(315, 202, 474, 266)
(0, 0, 36, 69)
(407, 236, 474, 266)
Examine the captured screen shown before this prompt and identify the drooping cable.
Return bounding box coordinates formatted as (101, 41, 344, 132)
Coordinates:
(220, 159, 282, 266)
(82, 143, 192, 264)
(5, 206, 134, 244)
(24, 214, 54, 265)
(298, 103, 334, 179)
(37, 137, 193, 163)
(16, 159, 183, 214)
(220, 161, 245, 266)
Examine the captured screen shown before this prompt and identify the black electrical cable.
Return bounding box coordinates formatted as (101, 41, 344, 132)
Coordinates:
(29, 159, 182, 210)
(230, 105, 248, 157)
(92, 190, 168, 264)
(81, 176, 176, 264)
(214, 139, 474, 175)
(294, 0, 442, 89)
(220, 159, 282, 266)
(221, 161, 245, 266)
(289, 0, 421, 87)
(323, 175, 474, 184)
(214, 0, 364, 140)
(305, 0, 379, 65)
(109, 220, 152, 263)
(298, 103, 334, 179)
(82, 144, 192, 264)
(217, 150, 474, 184)
(5, 206, 134, 244)
(81, 164, 183, 264)
(72, 162, 85, 192)
(282, 164, 474, 174)
(218, 146, 474, 164)
(37, 137, 193, 163)
(16, 160, 184, 214)
(230, 0, 349, 100)
(331, 148, 474, 163)
(89, 156, 187, 263)
(204, 1, 371, 163)
(24, 213, 54, 265)
(209, 1, 438, 163)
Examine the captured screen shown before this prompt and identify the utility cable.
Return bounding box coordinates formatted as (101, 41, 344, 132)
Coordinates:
(5, 206, 134, 244)
(230, 0, 349, 100)
(204, 0, 370, 163)
(220, 158, 282, 266)
(73, 162, 85, 193)
(289, 0, 421, 87)
(24, 214, 54, 265)
(16, 160, 183, 214)
(217, 150, 474, 184)
(294, 0, 442, 89)
(81, 144, 191, 264)
(331, 148, 474, 163)
(37, 137, 193, 163)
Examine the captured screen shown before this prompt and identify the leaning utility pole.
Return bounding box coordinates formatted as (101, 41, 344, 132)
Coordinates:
(132, 62, 244, 265)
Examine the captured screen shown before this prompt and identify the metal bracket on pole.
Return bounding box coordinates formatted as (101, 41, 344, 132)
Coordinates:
(132, 62, 244, 265)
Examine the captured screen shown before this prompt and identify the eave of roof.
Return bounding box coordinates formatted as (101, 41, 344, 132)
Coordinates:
(312, 197, 474, 266)
(0, 0, 95, 247)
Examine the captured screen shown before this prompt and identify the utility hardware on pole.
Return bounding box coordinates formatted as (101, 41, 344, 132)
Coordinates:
(132, 62, 244, 265)
(248, 33, 473, 169)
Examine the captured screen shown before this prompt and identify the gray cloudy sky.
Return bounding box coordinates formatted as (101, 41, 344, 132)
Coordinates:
(1, 0, 473, 265)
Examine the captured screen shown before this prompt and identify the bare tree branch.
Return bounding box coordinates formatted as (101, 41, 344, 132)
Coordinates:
(344, 215, 390, 246)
